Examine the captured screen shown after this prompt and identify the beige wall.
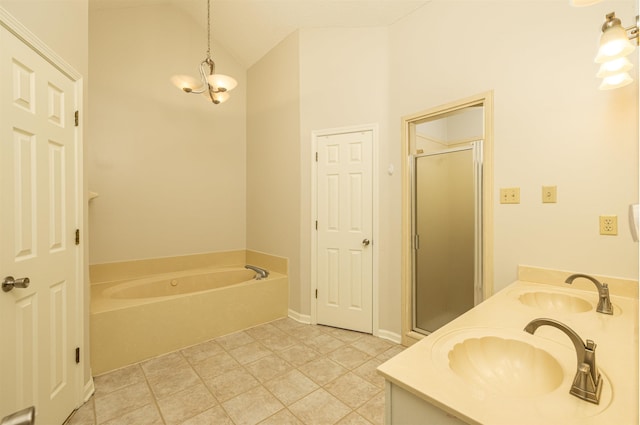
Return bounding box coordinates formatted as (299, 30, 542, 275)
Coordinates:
(0, 0, 88, 78)
(389, 0, 639, 301)
(248, 0, 638, 337)
(246, 33, 302, 311)
(88, 3, 246, 264)
(12, 0, 636, 346)
(298, 27, 393, 327)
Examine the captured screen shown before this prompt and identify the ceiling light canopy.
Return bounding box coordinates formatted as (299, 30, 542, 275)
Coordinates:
(171, 0, 237, 104)
(595, 12, 638, 90)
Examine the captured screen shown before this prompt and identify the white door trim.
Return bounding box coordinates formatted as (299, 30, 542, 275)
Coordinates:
(0, 4, 88, 409)
(310, 123, 379, 335)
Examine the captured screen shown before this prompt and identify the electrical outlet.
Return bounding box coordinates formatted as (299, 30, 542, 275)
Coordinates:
(599, 215, 618, 235)
(542, 186, 557, 203)
(500, 187, 520, 204)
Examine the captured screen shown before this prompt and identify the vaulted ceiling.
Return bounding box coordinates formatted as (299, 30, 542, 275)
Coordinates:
(91, 0, 430, 67)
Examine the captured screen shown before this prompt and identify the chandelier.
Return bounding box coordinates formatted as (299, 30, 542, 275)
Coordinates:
(171, 0, 237, 104)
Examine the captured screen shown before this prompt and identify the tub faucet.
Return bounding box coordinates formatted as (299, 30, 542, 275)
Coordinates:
(524, 317, 602, 404)
(565, 273, 613, 315)
(245, 265, 269, 280)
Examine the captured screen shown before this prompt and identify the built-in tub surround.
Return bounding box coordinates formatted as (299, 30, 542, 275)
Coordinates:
(378, 266, 638, 424)
(90, 250, 288, 375)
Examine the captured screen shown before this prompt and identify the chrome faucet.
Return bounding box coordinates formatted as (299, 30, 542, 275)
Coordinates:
(245, 265, 269, 280)
(524, 318, 602, 404)
(565, 273, 613, 315)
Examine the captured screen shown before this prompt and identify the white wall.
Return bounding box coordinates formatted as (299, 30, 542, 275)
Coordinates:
(88, 3, 246, 264)
(389, 0, 639, 300)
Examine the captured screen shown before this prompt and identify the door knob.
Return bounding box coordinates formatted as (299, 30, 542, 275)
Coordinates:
(2, 276, 30, 292)
(362, 239, 370, 246)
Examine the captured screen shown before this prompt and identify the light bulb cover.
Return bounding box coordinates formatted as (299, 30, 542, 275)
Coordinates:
(595, 24, 636, 63)
(598, 71, 633, 90)
(597, 57, 633, 78)
(203, 90, 230, 104)
(206, 74, 238, 92)
(171, 74, 204, 92)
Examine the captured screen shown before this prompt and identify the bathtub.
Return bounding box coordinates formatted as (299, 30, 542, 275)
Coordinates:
(90, 253, 288, 375)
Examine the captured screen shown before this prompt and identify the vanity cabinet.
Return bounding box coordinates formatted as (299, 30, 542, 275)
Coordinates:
(385, 382, 465, 424)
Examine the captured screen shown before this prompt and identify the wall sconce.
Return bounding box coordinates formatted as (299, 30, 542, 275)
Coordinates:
(595, 12, 639, 90)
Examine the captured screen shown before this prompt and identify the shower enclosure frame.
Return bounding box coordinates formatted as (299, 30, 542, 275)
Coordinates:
(410, 142, 483, 335)
(400, 91, 494, 346)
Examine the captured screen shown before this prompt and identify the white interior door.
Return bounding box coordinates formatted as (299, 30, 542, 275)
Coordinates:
(0, 22, 80, 424)
(316, 130, 373, 333)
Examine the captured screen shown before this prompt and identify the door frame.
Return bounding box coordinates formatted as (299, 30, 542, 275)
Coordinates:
(310, 123, 379, 335)
(0, 4, 87, 412)
(401, 92, 494, 346)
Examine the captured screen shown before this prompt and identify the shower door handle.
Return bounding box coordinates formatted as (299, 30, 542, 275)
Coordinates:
(2, 276, 30, 292)
(362, 239, 370, 246)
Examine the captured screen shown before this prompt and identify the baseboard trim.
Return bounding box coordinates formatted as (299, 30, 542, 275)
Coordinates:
(288, 309, 311, 324)
(288, 308, 402, 344)
(376, 329, 402, 344)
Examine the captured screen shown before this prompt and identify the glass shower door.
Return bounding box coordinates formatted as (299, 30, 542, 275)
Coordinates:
(412, 143, 482, 334)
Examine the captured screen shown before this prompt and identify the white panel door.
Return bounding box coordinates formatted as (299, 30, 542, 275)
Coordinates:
(0, 23, 80, 424)
(316, 130, 373, 333)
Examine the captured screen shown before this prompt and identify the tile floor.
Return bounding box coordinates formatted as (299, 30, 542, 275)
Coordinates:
(65, 318, 404, 425)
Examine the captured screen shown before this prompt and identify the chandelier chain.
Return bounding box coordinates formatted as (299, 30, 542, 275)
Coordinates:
(207, 0, 211, 59)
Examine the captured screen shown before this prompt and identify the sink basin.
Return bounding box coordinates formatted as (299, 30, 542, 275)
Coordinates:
(448, 336, 563, 397)
(518, 291, 592, 313)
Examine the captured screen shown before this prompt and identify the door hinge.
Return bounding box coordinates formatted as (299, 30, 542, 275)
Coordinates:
(75, 229, 80, 245)
(315, 220, 318, 230)
(74, 110, 79, 127)
(315, 289, 318, 299)
(75, 347, 80, 364)
(315, 152, 318, 162)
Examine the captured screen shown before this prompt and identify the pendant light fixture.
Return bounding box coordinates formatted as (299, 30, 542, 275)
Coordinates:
(595, 12, 638, 90)
(171, 0, 237, 104)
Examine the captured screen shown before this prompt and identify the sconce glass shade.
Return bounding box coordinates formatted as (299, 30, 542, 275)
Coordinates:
(595, 24, 636, 63)
(598, 71, 633, 90)
(171, 74, 205, 93)
(206, 74, 238, 92)
(597, 57, 633, 78)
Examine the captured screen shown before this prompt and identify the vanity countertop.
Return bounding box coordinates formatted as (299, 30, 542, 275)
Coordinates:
(377, 268, 638, 425)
